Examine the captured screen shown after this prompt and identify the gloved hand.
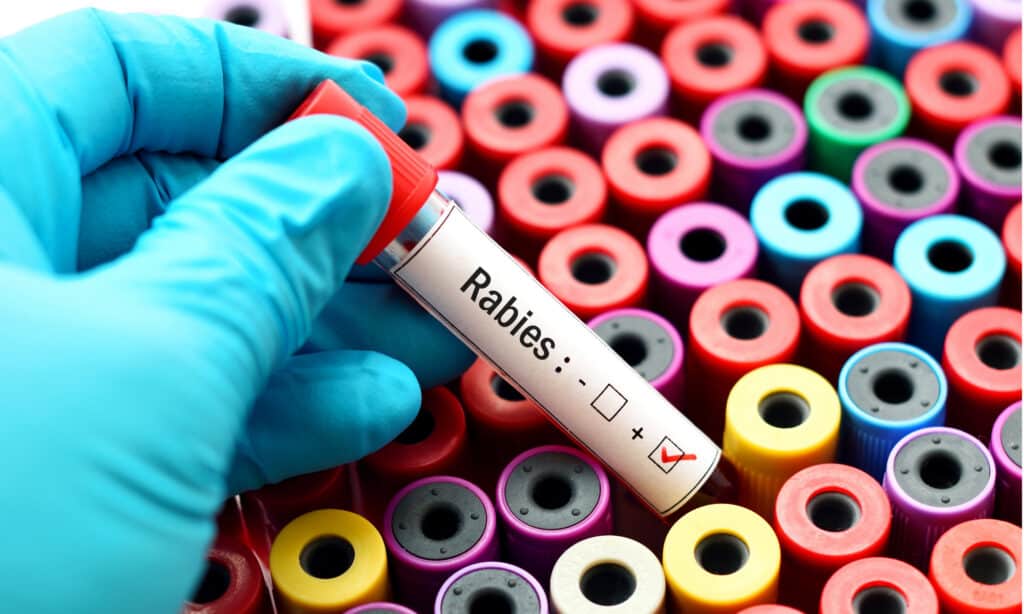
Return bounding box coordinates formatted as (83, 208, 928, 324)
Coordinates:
(0, 9, 472, 613)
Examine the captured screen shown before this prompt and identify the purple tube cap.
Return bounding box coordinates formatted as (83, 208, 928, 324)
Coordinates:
(700, 88, 807, 170)
(853, 138, 960, 222)
(438, 170, 495, 235)
(204, 0, 289, 37)
(435, 562, 549, 613)
(562, 44, 669, 128)
(588, 308, 684, 395)
(991, 402, 1022, 482)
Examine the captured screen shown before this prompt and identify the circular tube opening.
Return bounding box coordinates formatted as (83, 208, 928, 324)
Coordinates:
(635, 147, 678, 176)
(300, 536, 355, 579)
(695, 533, 750, 575)
(422, 503, 463, 541)
(470, 589, 515, 614)
(759, 392, 811, 429)
(976, 335, 1022, 370)
(798, 19, 835, 43)
(832, 282, 880, 317)
(571, 252, 617, 285)
(807, 492, 862, 532)
(989, 141, 1022, 170)
(597, 69, 635, 97)
(611, 333, 648, 366)
(927, 240, 973, 273)
(464, 39, 498, 64)
(696, 42, 733, 67)
(531, 474, 574, 510)
(580, 563, 637, 606)
(362, 52, 394, 75)
(335, 0, 364, 5)
(963, 546, 1017, 585)
(903, 0, 936, 22)
(873, 369, 915, 404)
(680, 227, 727, 262)
(785, 199, 830, 231)
(738, 114, 772, 142)
(563, 2, 599, 26)
(395, 407, 436, 445)
(939, 71, 978, 97)
(888, 165, 924, 194)
(399, 123, 431, 150)
(191, 560, 231, 604)
(225, 6, 260, 26)
(919, 449, 963, 490)
(491, 374, 526, 401)
(496, 100, 534, 128)
(853, 586, 907, 614)
(838, 92, 874, 121)
(721, 306, 769, 340)
(532, 175, 575, 205)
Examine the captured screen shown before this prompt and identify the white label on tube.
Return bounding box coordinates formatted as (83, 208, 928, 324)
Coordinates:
(391, 205, 720, 516)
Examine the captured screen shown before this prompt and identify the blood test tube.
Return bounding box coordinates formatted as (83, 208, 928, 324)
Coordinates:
(762, 0, 870, 100)
(186, 536, 268, 614)
(309, 0, 401, 49)
(435, 562, 548, 613)
(970, 0, 1021, 50)
(357, 387, 468, 521)
(537, 224, 648, 321)
(601, 118, 711, 237)
(738, 607, 802, 614)
(631, 0, 729, 49)
(852, 139, 960, 260)
(883, 427, 996, 569)
(326, 26, 429, 99)
(383, 476, 499, 612)
(820, 557, 939, 614)
(905, 43, 1011, 148)
(838, 343, 948, 480)
(291, 79, 733, 527)
(774, 464, 891, 613)
(242, 466, 349, 560)
(1000, 203, 1021, 309)
(270, 509, 389, 613)
(750, 172, 863, 297)
(955, 117, 1022, 231)
(549, 535, 664, 613)
(1004, 27, 1022, 100)
(436, 171, 494, 236)
(930, 518, 1022, 614)
(496, 445, 613, 583)
(867, 0, 972, 77)
(346, 604, 416, 614)
(800, 255, 912, 384)
(497, 147, 606, 263)
(404, 0, 497, 37)
(804, 67, 910, 182)
(895, 215, 1007, 358)
(461, 74, 569, 185)
(459, 358, 563, 486)
(990, 403, 1021, 524)
(686, 279, 801, 444)
(700, 90, 807, 212)
(527, 0, 633, 78)
(561, 44, 668, 154)
(399, 96, 463, 171)
(723, 363, 841, 518)
(661, 16, 768, 123)
(646, 203, 758, 328)
(943, 307, 1022, 442)
(428, 10, 533, 106)
(205, 0, 288, 37)
(589, 308, 684, 406)
(663, 503, 781, 613)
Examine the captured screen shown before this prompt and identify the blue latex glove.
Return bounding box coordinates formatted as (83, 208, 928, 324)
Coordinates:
(0, 9, 472, 613)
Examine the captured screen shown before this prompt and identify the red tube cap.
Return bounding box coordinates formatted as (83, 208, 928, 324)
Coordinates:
(290, 81, 438, 264)
(326, 25, 429, 98)
(821, 557, 938, 614)
(929, 519, 1021, 614)
(462, 74, 569, 163)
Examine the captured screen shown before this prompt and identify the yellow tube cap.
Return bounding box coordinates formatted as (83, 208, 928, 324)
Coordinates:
(662, 504, 781, 614)
(723, 363, 840, 518)
(270, 509, 388, 614)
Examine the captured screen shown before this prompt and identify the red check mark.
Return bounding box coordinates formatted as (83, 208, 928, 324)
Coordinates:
(661, 448, 697, 463)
